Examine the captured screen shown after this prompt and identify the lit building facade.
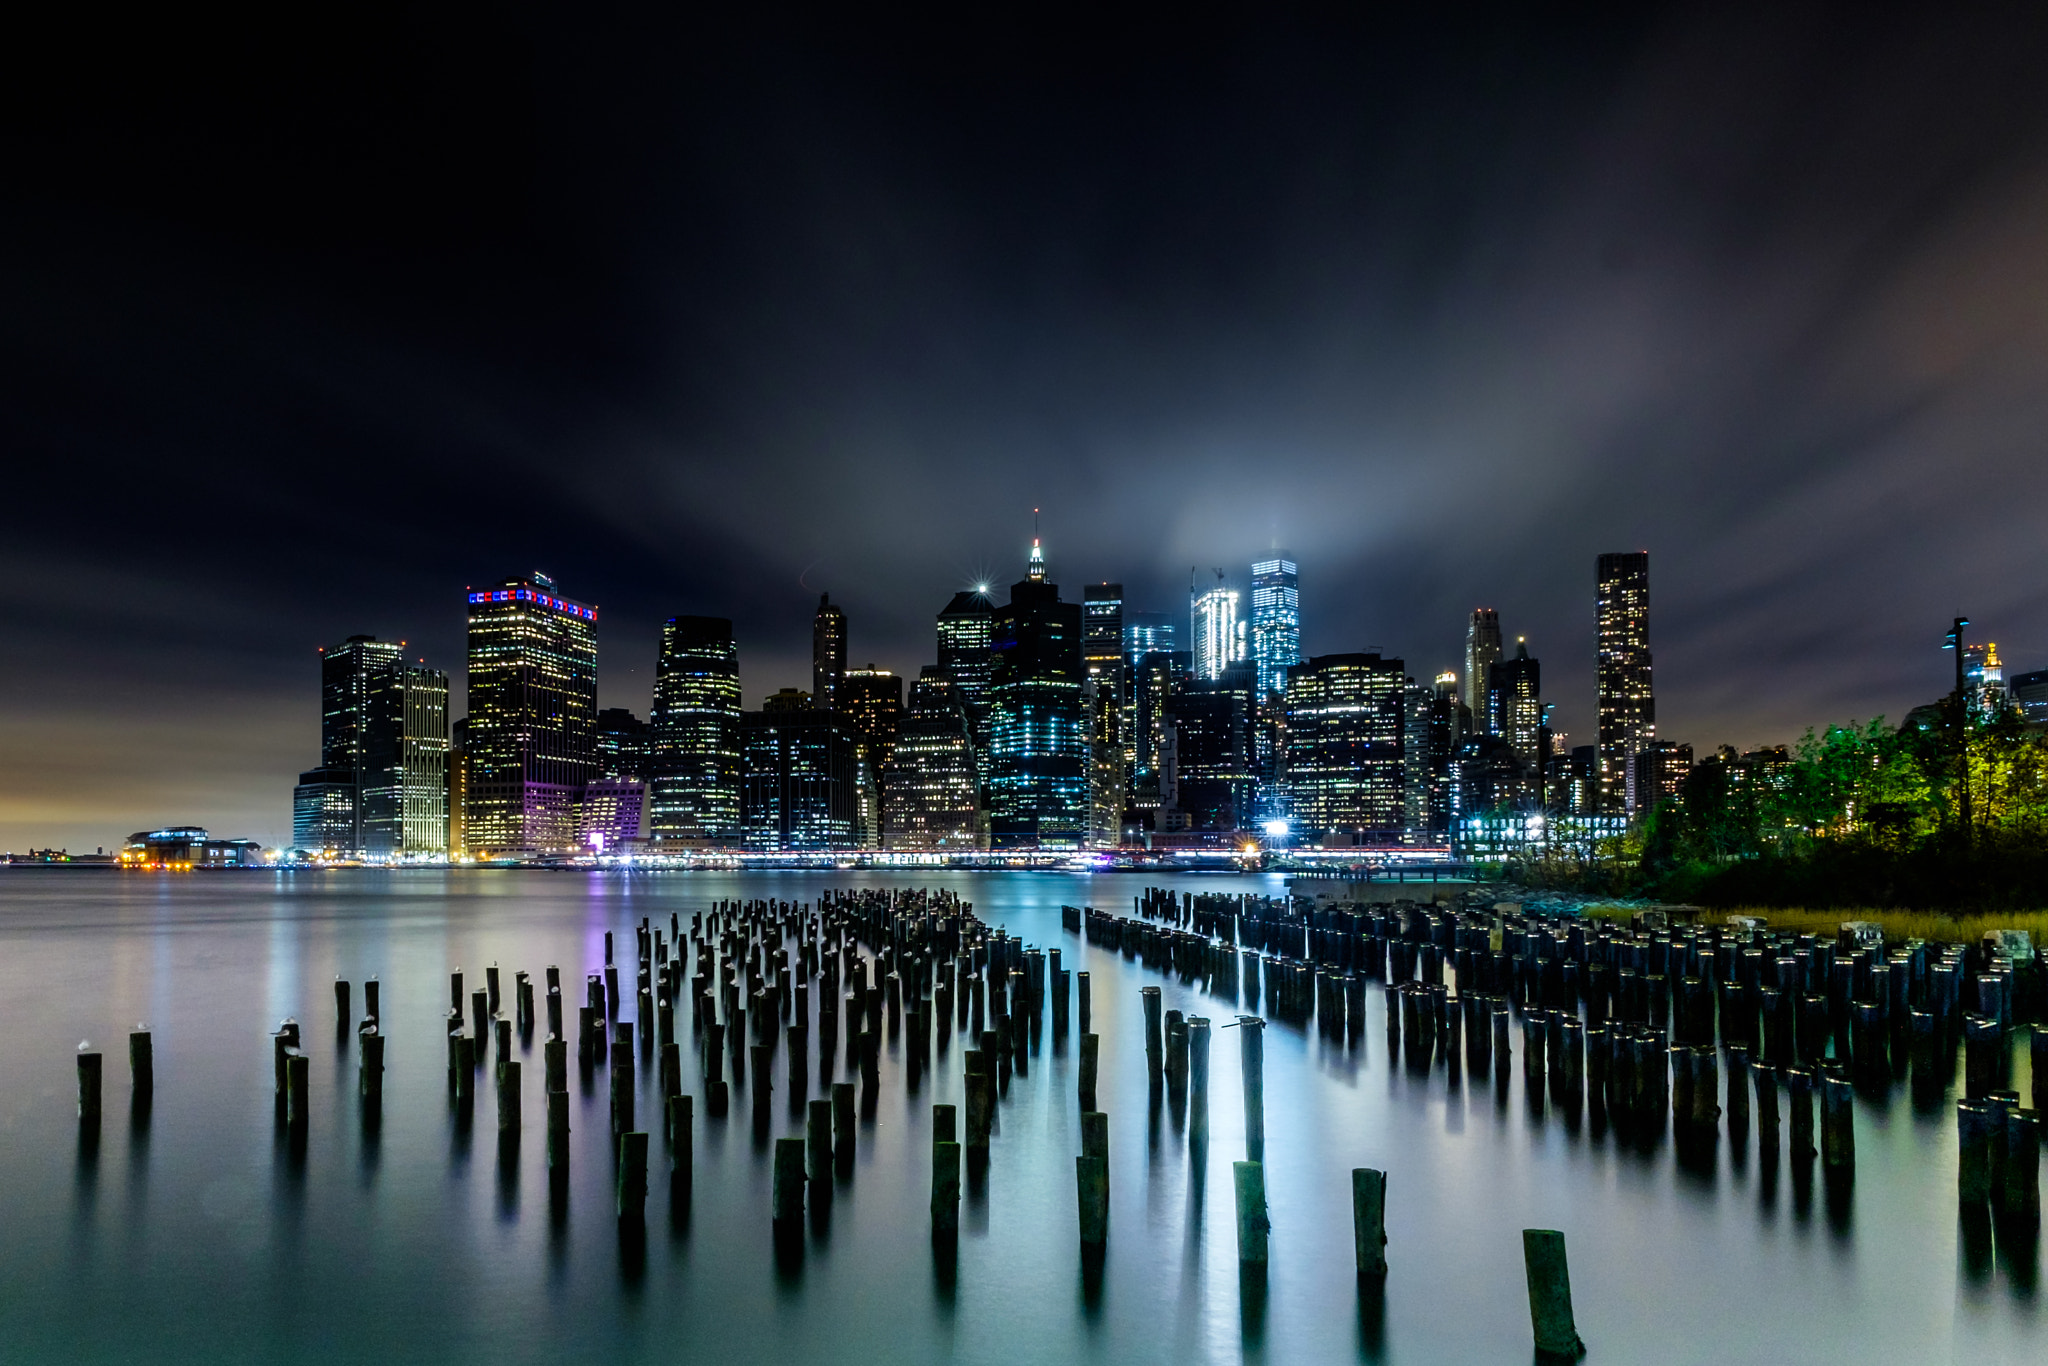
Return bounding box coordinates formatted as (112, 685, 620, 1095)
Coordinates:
(1487, 639, 1543, 769)
(577, 778, 647, 851)
(1083, 584, 1126, 847)
(290, 634, 447, 857)
(1595, 552, 1654, 814)
(1249, 553, 1300, 704)
(937, 591, 996, 780)
(1284, 652, 1406, 843)
(812, 594, 847, 711)
(1463, 609, 1502, 724)
(463, 573, 599, 857)
(649, 616, 741, 843)
(1123, 611, 1175, 670)
(1191, 577, 1244, 683)
(740, 690, 860, 850)
(880, 668, 985, 850)
(987, 538, 1087, 848)
(1630, 740, 1692, 815)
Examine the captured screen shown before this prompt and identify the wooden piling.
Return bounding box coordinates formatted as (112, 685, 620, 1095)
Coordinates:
(499, 1059, 521, 1132)
(772, 1136, 807, 1227)
(1079, 1033, 1100, 1110)
(1958, 1099, 1992, 1205)
(1142, 987, 1163, 1076)
(1786, 1068, 1815, 1158)
(1352, 1168, 1388, 1280)
(934, 1140, 962, 1235)
(1522, 1229, 1586, 1360)
(1082, 1111, 1109, 1195)
(1239, 1016, 1266, 1161)
(128, 1030, 153, 1096)
(2004, 1108, 2040, 1220)
(286, 1052, 310, 1129)
(1232, 1161, 1269, 1268)
(618, 1130, 649, 1222)
(547, 1089, 570, 1170)
(832, 1081, 855, 1166)
(359, 1029, 384, 1106)
(77, 1049, 102, 1125)
(1189, 1017, 1211, 1146)
(365, 977, 380, 1021)
(807, 1098, 833, 1185)
(1820, 1074, 1854, 1171)
(1077, 1152, 1109, 1249)
(334, 978, 350, 1031)
(668, 1094, 693, 1200)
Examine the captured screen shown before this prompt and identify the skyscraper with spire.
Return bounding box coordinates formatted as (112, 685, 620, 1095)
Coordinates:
(987, 529, 1087, 847)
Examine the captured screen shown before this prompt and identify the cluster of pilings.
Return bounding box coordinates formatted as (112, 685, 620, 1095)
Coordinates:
(1097, 889, 2044, 1232)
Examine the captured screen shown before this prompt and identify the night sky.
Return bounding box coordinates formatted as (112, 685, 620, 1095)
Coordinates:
(7, 7, 2048, 850)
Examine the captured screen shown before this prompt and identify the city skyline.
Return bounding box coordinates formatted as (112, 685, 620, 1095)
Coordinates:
(13, 11, 2048, 850)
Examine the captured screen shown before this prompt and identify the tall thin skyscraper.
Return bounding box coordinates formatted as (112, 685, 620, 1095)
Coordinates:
(1487, 638, 1543, 768)
(1083, 584, 1126, 846)
(812, 593, 847, 710)
(937, 590, 996, 777)
(1463, 609, 1501, 722)
(988, 535, 1087, 847)
(1191, 573, 1242, 682)
(649, 615, 741, 843)
(1595, 552, 1653, 814)
(463, 573, 598, 856)
(1249, 553, 1300, 703)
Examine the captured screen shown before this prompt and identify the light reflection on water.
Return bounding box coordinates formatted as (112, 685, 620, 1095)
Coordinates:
(0, 868, 2038, 1364)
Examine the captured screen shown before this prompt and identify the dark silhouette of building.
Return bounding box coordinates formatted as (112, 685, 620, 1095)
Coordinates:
(1464, 609, 1502, 722)
(292, 634, 447, 857)
(595, 708, 649, 779)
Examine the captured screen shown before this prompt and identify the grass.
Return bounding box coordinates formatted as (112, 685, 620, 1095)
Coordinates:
(1578, 902, 2048, 946)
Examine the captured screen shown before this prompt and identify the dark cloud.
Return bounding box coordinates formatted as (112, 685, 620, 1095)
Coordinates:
(6, 6, 2048, 847)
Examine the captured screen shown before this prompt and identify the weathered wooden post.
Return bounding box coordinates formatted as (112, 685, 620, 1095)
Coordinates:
(832, 1081, 856, 1170)
(618, 1130, 649, 1223)
(934, 1133, 962, 1238)
(129, 1029, 153, 1098)
(2004, 1108, 2041, 1220)
(1522, 1229, 1587, 1360)
(1353, 1168, 1388, 1280)
(1786, 1067, 1816, 1158)
(1142, 987, 1164, 1079)
(750, 1042, 772, 1122)
(1079, 1032, 1100, 1110)
(365, 977, 380, 1021)
(286, 1052, 310, 1130)
(1820, 1074, 1854, 1172)
(359, 1027, 384, 1110)
(547, 1089, 570, 1172)
(334, 978, 350, 1031)
(1078, 970, 1092, 1034)
(668, 1093, 693, 1205)
(1957, 1099, 1992, 1206)
(499, 1059, 521, 1132)
(772, 1136, 807, 1231)
(1233, 1161, 1269, 1273)
(77, 1046, 102, 1127)
(1082, 1110, 1109, 1195)
(1189, 1017, 1212, 1146)
(807, 1098, 833, 1187)
(1239, 1016, 1266, 1162)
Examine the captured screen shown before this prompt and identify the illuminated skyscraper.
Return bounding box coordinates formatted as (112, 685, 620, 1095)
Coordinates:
(1083, 584, 1126, 846)
(292, 635, 446, 857)
(1123, 611, 1175, 669)
(1463, 609, 1501, 722)
(937, 590, 995, 773)
(1486, 638, 1543, 769)
(988, 536, 1087, 847)
(1630, 740, 1692, 814)
(1284, 652, 1406, 843)
(839, 667, 904, 764)
(1964, 642, 2005, 714)
(740, 688, 860, 850)
(463, 573, 599, 857)
(1191, 574, 1243, 682)
(880, 668, 985, 850)
(1249, 553, 1300, 703)
(812, 593, 847, 711)
(649, 616, 741, 843)
(1595, 552, 1654, 814)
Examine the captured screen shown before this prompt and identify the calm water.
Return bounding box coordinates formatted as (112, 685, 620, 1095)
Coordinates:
(0, 868, 2037, 1364)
